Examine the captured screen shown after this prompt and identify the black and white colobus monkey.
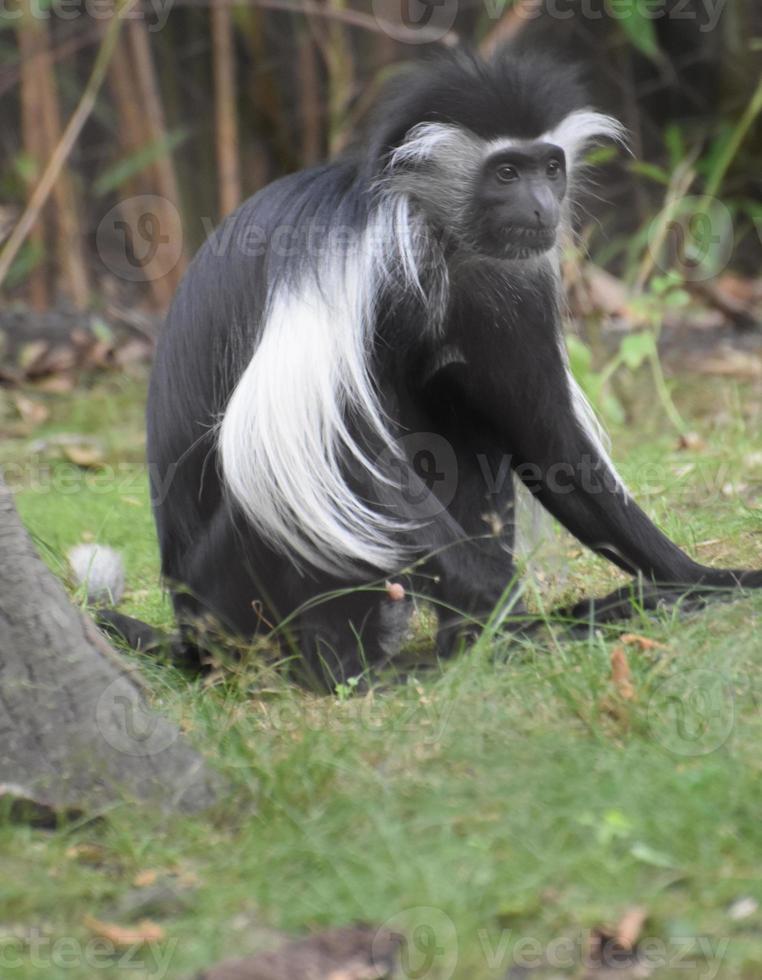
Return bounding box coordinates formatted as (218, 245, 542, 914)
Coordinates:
(144, 49, 761, 679)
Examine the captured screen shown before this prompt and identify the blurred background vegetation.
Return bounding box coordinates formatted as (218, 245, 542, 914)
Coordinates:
(1, 0, 762, 426)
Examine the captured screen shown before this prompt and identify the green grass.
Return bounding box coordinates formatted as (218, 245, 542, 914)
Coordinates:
(1, 370, 761, 979)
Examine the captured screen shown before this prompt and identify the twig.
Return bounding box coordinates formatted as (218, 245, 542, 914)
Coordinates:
(0, 23, 104, 99)
(704, 76, 762, 200)
(172, 0, 458, 46)
(633, 160, 696, 293)
(480, 0, 542, 58)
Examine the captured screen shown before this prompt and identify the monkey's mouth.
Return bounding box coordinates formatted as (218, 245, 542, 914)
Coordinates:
(503, 226, 556, 258)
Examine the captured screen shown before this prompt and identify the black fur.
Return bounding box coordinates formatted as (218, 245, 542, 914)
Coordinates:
(136, 49, 762, 684)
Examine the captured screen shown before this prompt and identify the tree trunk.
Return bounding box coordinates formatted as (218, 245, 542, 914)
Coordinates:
(0, 473, 220, 816)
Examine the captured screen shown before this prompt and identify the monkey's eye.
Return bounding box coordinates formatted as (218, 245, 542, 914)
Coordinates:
(495, 164, 519, 183)
(546, 158, 562, 178)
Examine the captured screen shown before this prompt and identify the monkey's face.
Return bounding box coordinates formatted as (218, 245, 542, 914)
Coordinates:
(386, 125, 572, 264)
(468, 143, 567, 260)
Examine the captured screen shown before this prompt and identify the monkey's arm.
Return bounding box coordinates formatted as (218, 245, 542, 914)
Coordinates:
(446, 331, 761, 589)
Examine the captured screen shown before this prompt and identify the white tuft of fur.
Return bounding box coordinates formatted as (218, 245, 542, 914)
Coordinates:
(388, 122, 465, 169)
(68, 543, 125, 604)
(218, 204, 440, 576)
(557, 342, 628, 496)
(544, 110, 627, 167)
(485, 112, 626, 169)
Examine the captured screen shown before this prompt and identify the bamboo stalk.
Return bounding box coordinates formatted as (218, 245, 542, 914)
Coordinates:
(126, 21, 187, 286)
(211, 1, 242, 216)
(298, 32, 322, 167)
(16, 15, 48, 309)
(34, 19, 91, 308)
(322, 0, 355, 158)
(0, 0, 138, 291)
(108, 35, 176, 309)
(480, 0, 542, 57)
(172, 0, 456, 46)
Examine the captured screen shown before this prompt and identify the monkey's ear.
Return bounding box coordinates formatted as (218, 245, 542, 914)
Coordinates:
(546, 110, 629, 168)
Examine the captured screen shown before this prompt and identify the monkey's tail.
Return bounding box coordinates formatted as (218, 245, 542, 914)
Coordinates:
(68, 544, 200, 670)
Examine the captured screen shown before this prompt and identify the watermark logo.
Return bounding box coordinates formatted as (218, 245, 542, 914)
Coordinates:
(376, 908, 459, 979)
(647, 668, 736, 756)
(96, 195, 183, 282)
(372, 0, 458, 43)
(95, 678, 179, 757)
(648, 195, 734, 283)
(377, 432, 459, 519)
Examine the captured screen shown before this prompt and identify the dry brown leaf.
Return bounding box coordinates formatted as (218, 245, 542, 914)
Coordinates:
(619, 634, 666, 652)
(690, 350, 762, 379)
(65, 843, 106, 864)
(615, 905, 648, 950)
(13, 394, 49, 427)
(610, 647, 635, 701)
(62, 444, 106, 468)
(83, 915, 164, 946)
(17, 341, 49, 372)
(114, 339, 152, 367)
(34, 373, 76, 394)
(82, 340, 114, 370)
(585, 264, 629, 316)
(716, 273, 758, 305)
(33, 345, 78, 377)
(132, 869, 158, 888)
(676, 432, 705, 452)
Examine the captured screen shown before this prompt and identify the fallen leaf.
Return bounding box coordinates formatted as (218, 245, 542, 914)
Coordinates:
(29, 344, 77, 377)
(611, 647, 635, 701)
(676, 432, 705, 452)
(33, 373, 76, 394)
(62, 444, 106, 468)
(133, 869, 158, 888)
(586, 264, 629, 315)
(66, 843, 107, 864)
(689, 350, 762, 379)
(17, 341, 49, 372)
(614, 905, 648, 951)
(716, 272, 758, 305)
(585, 905, 651, 978)
(619, 634, 665, 652)
(83, 915, 164, 946)
(728, 897, 758, 921)
(82, 339, 114, 370)
(13, 394, 49, 427)
(114, 339, 152, 367)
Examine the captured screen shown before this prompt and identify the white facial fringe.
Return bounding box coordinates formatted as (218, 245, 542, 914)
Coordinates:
(544, 109, 627, 166)
(218, 201, 437, 576)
